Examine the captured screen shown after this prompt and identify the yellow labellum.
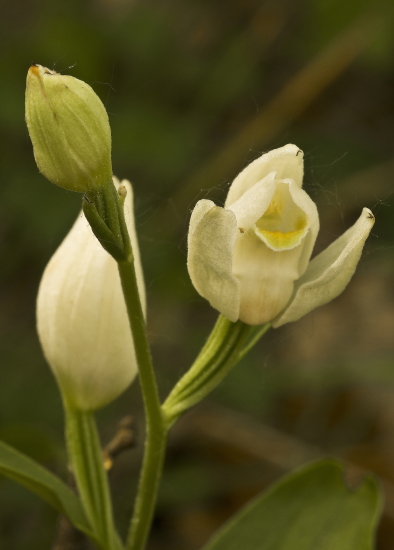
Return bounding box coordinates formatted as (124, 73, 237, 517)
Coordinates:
(254, 190, 309, 251)
(255, 224, 308, 250)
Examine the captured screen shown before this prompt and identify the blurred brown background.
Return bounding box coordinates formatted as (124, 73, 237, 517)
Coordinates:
(1, 0, 394, 548)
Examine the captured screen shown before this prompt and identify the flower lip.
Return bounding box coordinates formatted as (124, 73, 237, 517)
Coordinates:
(253, 180, 310, 251)
(254, 220, 309, 251)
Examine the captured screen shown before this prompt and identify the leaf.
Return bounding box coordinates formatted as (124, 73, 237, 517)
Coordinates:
(0, 439, 95, 540)
(202, 460, 382, 550)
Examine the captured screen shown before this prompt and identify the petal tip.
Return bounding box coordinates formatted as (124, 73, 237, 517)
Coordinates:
(363, 207, 375, 222)
(284, 143, 303, 157)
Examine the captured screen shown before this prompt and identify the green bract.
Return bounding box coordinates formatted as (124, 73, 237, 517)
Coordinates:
(25, 64, 112, 193)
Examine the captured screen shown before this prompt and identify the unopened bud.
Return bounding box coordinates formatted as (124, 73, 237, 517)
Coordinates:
(25, 64, 112, 193)
(37, 178, 146, 411)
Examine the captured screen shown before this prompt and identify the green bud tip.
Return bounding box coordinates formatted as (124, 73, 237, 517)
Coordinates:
(25, 64, 113, 193)
(118, 185, 127, 206)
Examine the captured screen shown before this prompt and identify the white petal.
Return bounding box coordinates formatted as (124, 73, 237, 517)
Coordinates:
(233, 230, 307, 325)
(187, 200, 240, 322)
(188, 198, 215, 241)
(286, 179, 319, 273)
(120, 178, 146, 315)
(272, 208, 375, 327)
(226, 144, 304, 207)
(37, 179, 145, 411)
(226, 172, 276, 230)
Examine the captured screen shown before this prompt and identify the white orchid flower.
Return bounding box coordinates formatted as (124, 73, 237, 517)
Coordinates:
(187, 144, 374, 326)
(37, 178, 145, 411)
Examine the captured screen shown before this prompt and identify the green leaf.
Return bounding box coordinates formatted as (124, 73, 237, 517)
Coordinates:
(0, 439, 96, 540)
(202, 460, 382, 550)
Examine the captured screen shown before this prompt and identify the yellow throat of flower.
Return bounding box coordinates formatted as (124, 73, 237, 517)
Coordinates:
(254, 185, 309, 251)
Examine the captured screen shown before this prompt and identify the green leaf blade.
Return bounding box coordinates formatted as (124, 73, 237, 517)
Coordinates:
(0, 439, 95, 540)
(202, 460, 382, 550)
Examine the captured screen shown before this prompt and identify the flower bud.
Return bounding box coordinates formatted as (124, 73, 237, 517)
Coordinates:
(37, 178, 145, 411)
(25, 64, 112, 193)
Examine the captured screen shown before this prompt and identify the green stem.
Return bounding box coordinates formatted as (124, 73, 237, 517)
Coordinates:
(118, 259, 166, 550)
(65, 408, 120, 550)
(126, 422, 168, 550)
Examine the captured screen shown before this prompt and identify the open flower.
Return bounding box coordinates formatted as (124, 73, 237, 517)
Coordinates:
(37, 178, 145, 411)
(187, 144, 374, 326)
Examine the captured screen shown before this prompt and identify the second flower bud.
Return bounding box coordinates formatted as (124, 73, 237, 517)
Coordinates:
(25, 64, 112, 193)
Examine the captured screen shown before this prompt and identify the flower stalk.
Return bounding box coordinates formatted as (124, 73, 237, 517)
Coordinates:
(162, 316, 270, 427)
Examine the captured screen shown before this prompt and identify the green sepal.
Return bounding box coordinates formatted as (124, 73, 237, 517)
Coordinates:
(0, 439, 96, 541)
(201, 460, 382, 550)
